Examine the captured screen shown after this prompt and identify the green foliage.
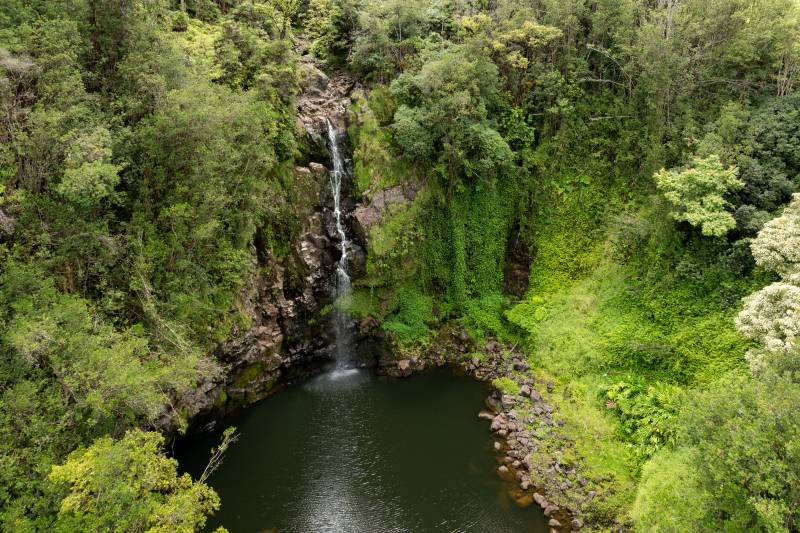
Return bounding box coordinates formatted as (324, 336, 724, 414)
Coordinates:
(130, 81, 292, 345)
(0, 1, 302, 527)
(56, 126, 121, 208)
(389, 43, 512, 189)
(654, 155, 743, 237)
(505, 296, 547, 338)
(601, 380, 680, 466)
(7, 289, 207, 425)
(419, 184, 514, 313)
(49, 430, 220, 533)
(491, 376, 520, 396)
(348, 89, 404, 194)
(382, 287, 434, 344)
(675, 373, 800, 531)
(172, 11, 190, 32)
(461, 292, 513, 341)
(631, 448, 709, 532)
(363, 197, 423, 287)
(304, 0, 359, 62)
(214, 10, 297, 96)
(1, 0, 799, 530)
(348, 0, 430, 82)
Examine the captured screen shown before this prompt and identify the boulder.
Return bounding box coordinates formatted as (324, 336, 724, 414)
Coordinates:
(352, 185, 413, 244)
(298, 61, 329, 95)
(490, 415, 507, 431)
(571, 519, 583, 530)
(501, 394, 516, 409)
(544, 504, 560, 517)
(309, 162, 327, 180)
(519, 384, 532, 397)
(548, 519, 562, 528)
(523, 454, 533, 471)
(0, 207, 15, 238)
(533, 492, 547, 508)
(346, 243, 367, 278)
(396, 359, 412, 377)
(478, 410, 494, 420)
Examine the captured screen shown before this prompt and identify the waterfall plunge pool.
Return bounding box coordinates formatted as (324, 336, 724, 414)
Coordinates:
(177, 368, 549, 532)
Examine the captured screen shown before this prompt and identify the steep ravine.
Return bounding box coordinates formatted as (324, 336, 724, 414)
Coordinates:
(174, 60, 586, 532)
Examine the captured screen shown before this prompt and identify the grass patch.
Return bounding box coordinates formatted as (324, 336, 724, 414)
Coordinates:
(492, 376, 520, 396)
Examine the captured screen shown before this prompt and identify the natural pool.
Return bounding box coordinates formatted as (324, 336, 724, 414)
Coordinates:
(178, 368, 548, 532)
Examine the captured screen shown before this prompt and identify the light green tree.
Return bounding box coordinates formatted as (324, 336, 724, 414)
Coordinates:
(56, 126, 121, 208)
(49, 430, 222, 533)
(654, 155, 742, 237)
(7, 290, 212, 424)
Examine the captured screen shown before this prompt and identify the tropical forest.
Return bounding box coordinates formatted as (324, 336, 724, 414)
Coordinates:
(0, 0, 799, 531)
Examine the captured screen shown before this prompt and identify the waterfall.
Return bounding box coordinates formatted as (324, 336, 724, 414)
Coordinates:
(327, 119, 351, 295)
(326, 119, 354, 368)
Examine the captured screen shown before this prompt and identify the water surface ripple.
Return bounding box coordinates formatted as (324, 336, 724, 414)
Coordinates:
(178, 370, 548, 533)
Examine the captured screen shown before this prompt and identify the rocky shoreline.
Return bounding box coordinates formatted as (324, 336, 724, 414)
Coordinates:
(377, 327, 592, 532)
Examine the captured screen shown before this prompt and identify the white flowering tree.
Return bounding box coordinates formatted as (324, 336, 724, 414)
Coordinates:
(737, 196, 800, 373)
(736, 282, 800, 373)
(750, 193, 800, 283)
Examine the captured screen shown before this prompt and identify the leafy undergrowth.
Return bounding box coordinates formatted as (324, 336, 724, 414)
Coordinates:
(506, 183, 764, 526)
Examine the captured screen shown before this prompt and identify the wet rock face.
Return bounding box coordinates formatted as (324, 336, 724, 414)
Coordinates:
(297, 55, 356, 139)
(212, 167, 341, 412)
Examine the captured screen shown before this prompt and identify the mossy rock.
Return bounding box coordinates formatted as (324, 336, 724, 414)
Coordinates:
(233, 363, 265, 388)
(213, 389, 228, 410)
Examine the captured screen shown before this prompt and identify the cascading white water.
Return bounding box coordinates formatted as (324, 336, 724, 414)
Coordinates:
(326, 119, 354, 369)
(327, 119, 351, 296)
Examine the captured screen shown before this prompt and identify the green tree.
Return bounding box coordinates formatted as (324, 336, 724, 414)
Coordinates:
(49, 430, 221, 533)
(631, 448, 709, 532)
(6, 287, 211, 425)
(654, 155, 743, 237)
(389, 43, 512, 191)
(304, 0, 359, 62)
(679, 373, 800, 531)
(56, 126, 121, 208)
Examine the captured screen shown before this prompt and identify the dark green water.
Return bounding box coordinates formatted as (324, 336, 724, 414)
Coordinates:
(178, 369, 548, 532)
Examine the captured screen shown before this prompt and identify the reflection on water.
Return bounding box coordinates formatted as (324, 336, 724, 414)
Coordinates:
(177, 370, 548, 533)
